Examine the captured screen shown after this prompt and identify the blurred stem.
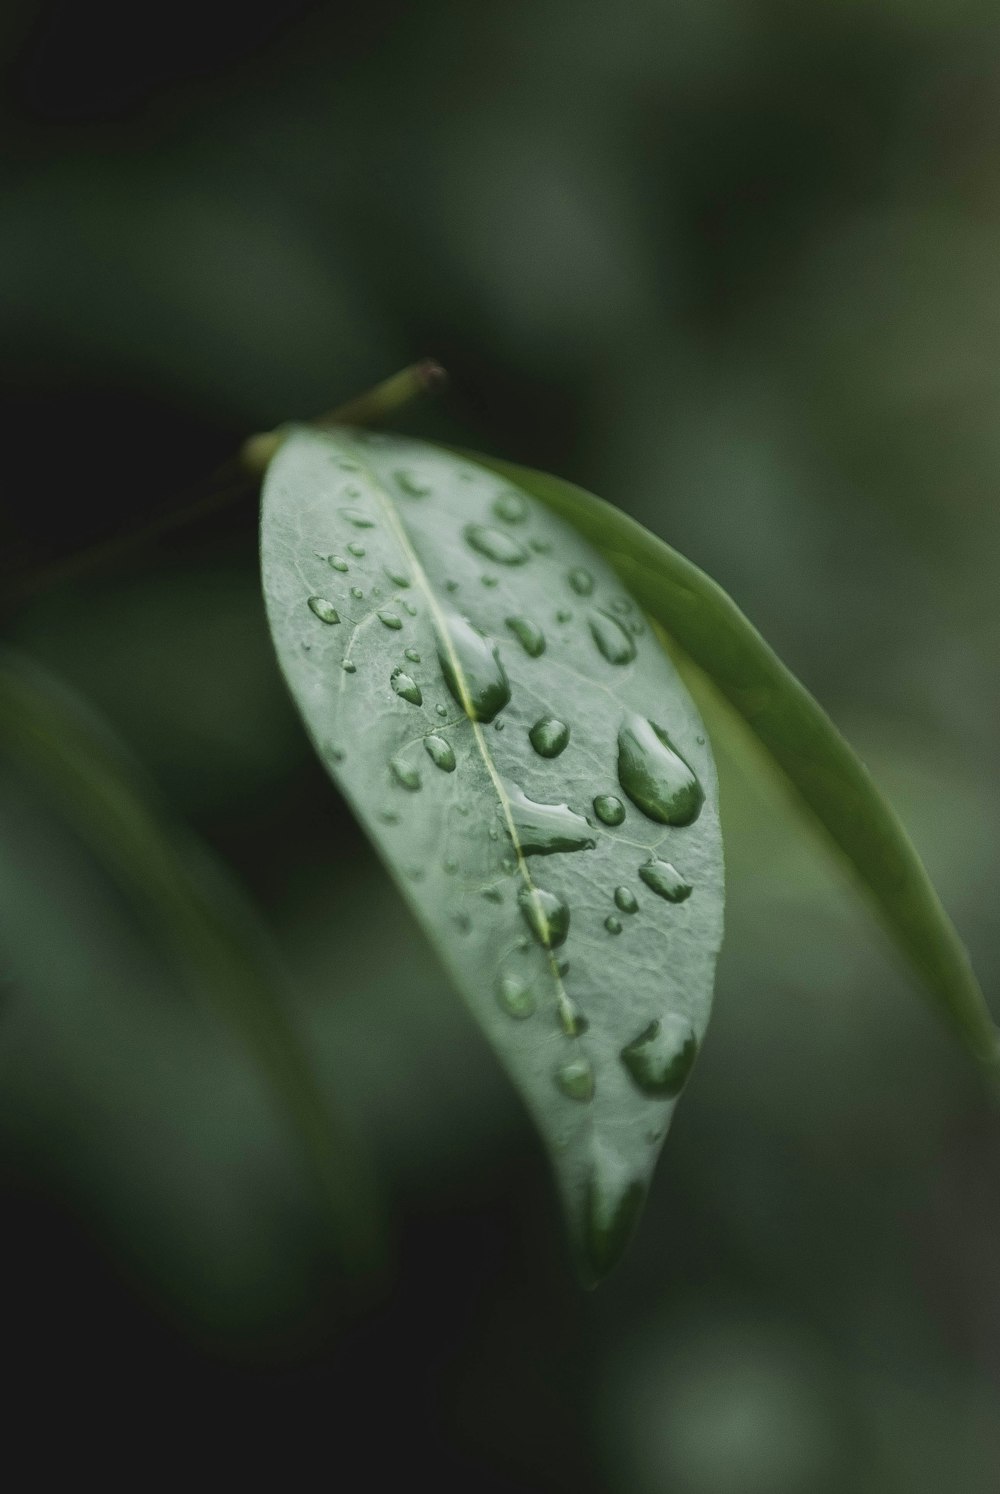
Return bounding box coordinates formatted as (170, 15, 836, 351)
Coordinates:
(2, 361, 447, 608)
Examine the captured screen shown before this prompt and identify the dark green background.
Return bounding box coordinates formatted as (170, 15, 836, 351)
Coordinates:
(1, 2, 999, 1487)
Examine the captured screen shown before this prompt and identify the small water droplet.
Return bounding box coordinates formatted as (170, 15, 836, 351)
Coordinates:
(617, 713, 703, 825)
(307, 596, 340, 624)
(443, 857, 458, 874)
(338, 460, 360, 471)
(445, 580, 459, 593)
(424, 734, 456, 772)
(628, 618, 645, 636)
(406, 865, 423, 882)
(390, 755, 421, 791)
(518, 887, 570, 949)
(593, 794, 625, 826)
(464, 525, 529, 565)
(404, 647, 421, 663)
(555, 1057, 594, 1103)
(529, 717, 569, 758)
(378, 808, 399, 824)
(481, 883, 503, 903)
(493, 491, 528, 523)
(488, 826, 499, 841)
(620, 1016, 698, 1098)
(481, 574, 498, 588)
(396, 469, 430, 497)
(351, 586, 364, 600)
(497, 974, 534, 1018)
(610, 597, 633, 615)
(348, 542, 366, 558)
(342, 660, 357, 674)
(438, 611, 510, 722)
(328, 555, 349, 572)
(614, 886, 639, 914)
(328, 745, 345, 762)
(378, 610, 403, 630)
(344, 484, 362, 498)
(560, 1000, 589, 1037)
(556, 608, 573, 623)
(340, 508, 375, 528)
(568, 567, 594, 596)
(501, 856, 517, 874)
(589, 610, 636, 665)
(638, 858, 692, 902)
(506, 616, 546, 657)
(494, 719, 504, 731)
(390, 668, 422, 705)
(530, 537, 552, 554)
(506, 783, 595, 856)
(403, 600, 418, 616)
(385, 566, 410, 587)
(605, 915, 623, 935)
(435, 703, 448, 717)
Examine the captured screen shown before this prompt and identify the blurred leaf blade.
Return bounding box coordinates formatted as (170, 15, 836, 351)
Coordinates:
(260, 428, 724, 1280)
(466, 454, 998, 1072)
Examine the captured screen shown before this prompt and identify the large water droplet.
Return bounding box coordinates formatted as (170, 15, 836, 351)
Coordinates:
(464, 525, 529, 566)
(390, 756, 421, 791)
(506, 616, 546, 658)
(328, 555, 349, 572)
(617, 713, 703, 825)
(437, 611, 510, 722)
(378, 610, 403, 630)
(638, 858, 692, 903)
(589, 610, 636, 665)
(348, 541, 366, 558)
(568, 567, 594, 596)
(424, 734, 456, 772)
(505, 784, 595, 856)
(518, 886, 570, 949)
(620, 1016, 698, 1098)
(593, 794, 625, 826)
(496, 975, 534, 1019)
(555, 1057, 594, 1103)
(390, 668, 422, 705)
(614, 885, 639, 914)
(404, 647, 421, 663)
(340, 509, 375, 528)
(493, 491, 528, 523)
(584, 1145, 646, 1280)
(396, 469, 429, 497)
(307, 596, 340, 624)
(529, 717, 569, 758)
(385, 566, 410, 587)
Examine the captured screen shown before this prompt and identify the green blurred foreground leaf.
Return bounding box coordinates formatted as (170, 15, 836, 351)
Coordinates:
(469, 455, 999, 1075)
(261, 428, 724, 1281)
(0, 649, 378, 1264)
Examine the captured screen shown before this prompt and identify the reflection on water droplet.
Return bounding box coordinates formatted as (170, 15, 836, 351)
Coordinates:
(404, 648, 421, 663)
(493, 491, 528, 523)
(555, 1058, 594, 1103)
(614, 886, 638, 914)
(351, 586, 364, 600)
(390, 756, 421, 791)
(518, 886, 570, 948)
(424, 734, 456, 772)
(605, 915, 623, 935)
(340, 509, 375, 528)
(348, 542, 366, 558)
(307, 596, 340, 624)
(639, 858, 691, 902)
(390, 668, 422, 705)
(568, 567, 594, 596)
(497, 974, 534, 1018)
(342, 660, 357, 673)
(506, 616, 545, 657)
(328, 555, 349, 572)
(589, 610, 636, 664)
(593, 795, 625, 826)
(505, 783, 595, 856)
(529, 717, 569, 758)
(620, 1016, 698, 1098)
(464, 525, 529, 565)
(378, 610, 403, 630)
(438, 611, 511, 722)
(396, 470, 430, 497)
(585, 1145, 646, 1280)
(617, 713, 703, 825)
(385, 566, 410, 587)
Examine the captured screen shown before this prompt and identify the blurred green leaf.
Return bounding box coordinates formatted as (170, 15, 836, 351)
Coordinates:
(261, 427, 724, 1281)
(468, 454, 998, 1073)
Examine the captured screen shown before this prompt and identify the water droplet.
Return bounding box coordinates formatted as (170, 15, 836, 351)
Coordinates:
(617, 713, 703, 825)
(328, 745, 345, 762)
(614, 886, 639, 914)
(396, 469, 430, 497)
(530, 537, 552, 554)
(435, 703, 448, 717)
(494, 719, 504, 731)
(464, 525, 529, 565)
(379, 808, 399, 824)
(560, 1000, 589, 1037)
(351, 586, 364, 600)
(445, 580, 459, 593)
(403, 599, 418, 616)
(506, 616, 546, 657)
(385, 566, 410, 587)
(342, 660, 357, 673)
(390, 756, 421, 791)
(378, 610, 403, 630)
(505, 784, 595, 856)
(348, 542, 366, 558)
(556, 608, 573, 623)
(424, 734, 456, 772)
(518, 887, 570, 949)
(340, 509, 375, 528)
(328, 555, 349, 572)
(568, 567, 594, 596)
(404, 648, 421, 664)
(593, 794, 625, 826)
(390, 668, 422, 705)
(605, 915, 623, 935)
(453, 911, 472, 934)
(437, 611, 511, 722)
(497, 974, 534, 1018)
(338, 459, 360, 471)
(584, 1145, 646, 1280)
(501, 856, 517, 874)
(344, 484, 362, 498)
(493, 491, 528, 523)
(443, 857, 458, 874)
(638, 858, 691, 903)
(620, 1016, 698, 1098)
(529, 717, 569, 758)
(482, 883, 503, 903)
(589, 610, 636, 665)
(481, 574, 498, 588)
(628, 618, 645, 635)
(307, 596, 340, 624)
(610, 597, 633, 615)
(555, 1057, 594, 1103)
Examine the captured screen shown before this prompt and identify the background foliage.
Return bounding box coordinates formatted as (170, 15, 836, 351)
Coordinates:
(2, 1, 999, 1487)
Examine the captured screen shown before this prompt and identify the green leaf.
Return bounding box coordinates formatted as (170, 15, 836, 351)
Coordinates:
(467, 453, 999, 1074)
(0, 648, 378, 1263)
(260, 427, 724, 1281)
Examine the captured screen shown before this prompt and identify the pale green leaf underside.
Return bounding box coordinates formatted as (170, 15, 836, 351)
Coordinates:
(468, 454, 998, 1072)
(261, 427, 724, 1279)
